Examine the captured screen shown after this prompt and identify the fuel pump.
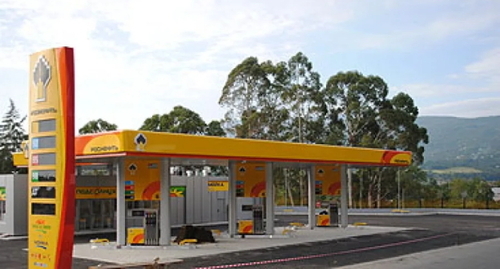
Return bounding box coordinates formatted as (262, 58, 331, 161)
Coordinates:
(237, 198, 266, 235)
(316, 201, 339, 227)
(252, 204, 265, 234)
(144, 210, 159, 245)
(126, 209, 159, 245)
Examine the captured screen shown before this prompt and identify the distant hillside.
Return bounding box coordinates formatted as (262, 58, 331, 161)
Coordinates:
(416, 116, 500, 180)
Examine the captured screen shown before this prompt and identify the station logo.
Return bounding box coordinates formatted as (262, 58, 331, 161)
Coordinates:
(381, 151, 411, 165)
(32, 55, 51, 103)
(128, 163, 137, 175)
(134, 133, 147, 151)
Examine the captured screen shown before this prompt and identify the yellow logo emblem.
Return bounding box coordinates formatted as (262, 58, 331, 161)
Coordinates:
(33, 55, 51, 103)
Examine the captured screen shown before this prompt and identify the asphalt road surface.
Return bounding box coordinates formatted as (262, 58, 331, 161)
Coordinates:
(1, 214, 499, 269)
(337, 237, 500, 269)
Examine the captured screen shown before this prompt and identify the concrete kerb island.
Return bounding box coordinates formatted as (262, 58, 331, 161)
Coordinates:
(15, 47, 412, 268)
(73, 225, 410, 265)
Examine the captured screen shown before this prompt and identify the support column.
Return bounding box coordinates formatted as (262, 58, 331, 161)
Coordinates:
(228, 161, 237, 237)
(75, 200, 80, 232)
(307, 165, 316, 229)
(340, 164, 348, 228)
(116, 158, 126, 246)
(265, 162, 274, 235)
(159, 158, 171, 245)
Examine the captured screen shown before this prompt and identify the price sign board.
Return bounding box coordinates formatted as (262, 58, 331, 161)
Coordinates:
(28, 47, 75, 269)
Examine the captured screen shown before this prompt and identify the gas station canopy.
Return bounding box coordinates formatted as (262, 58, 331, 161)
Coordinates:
(14, 130, 412, 167)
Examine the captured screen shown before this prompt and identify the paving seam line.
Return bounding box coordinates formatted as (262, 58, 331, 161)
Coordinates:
(192, 232, 453, 269)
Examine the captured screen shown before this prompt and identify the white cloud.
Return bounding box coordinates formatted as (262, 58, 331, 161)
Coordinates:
(465, 47, 500, 84)
(391, 83, 490, 99)
(339, 0, 500, 51)
(393, 45, 500, 118)
(392, 43, 500, 114)
(87, 0, 355, 52)
(420, 97, 500, 118)
(1, 0, 500, 132)
(425, 11, 500, 41)
(0, 0, 361, 130)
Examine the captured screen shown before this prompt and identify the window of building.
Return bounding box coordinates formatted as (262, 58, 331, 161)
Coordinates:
(77, 164, 113, 176)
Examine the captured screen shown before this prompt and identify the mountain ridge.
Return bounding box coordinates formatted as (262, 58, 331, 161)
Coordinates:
(416, 115, 500, 180)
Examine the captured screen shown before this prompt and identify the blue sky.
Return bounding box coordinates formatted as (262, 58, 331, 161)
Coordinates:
(1, 0, 499, 130)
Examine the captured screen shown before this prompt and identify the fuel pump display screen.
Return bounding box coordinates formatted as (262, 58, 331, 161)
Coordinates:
(131, 210, 145, 217)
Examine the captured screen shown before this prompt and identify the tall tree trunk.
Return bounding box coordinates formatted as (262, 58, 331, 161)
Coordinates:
(348, 168, 353, 208)
(285, 170, 295, 207)
(276, 181, 280, 205)
(367, 183, 373, 208)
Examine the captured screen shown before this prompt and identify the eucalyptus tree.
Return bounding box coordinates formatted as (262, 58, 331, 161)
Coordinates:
(79, 119, 118, 134)
(323, 71, 390, 207)
(360, 92, 428, 207)
(219, 57, 271, 138)
(205, 120, 226, 137)
(385, 93, 428, 165)
(281, 52, 323, 143)
(323, 71, 428, 208)
(138, 114, 169, 132)
(219, 53, 325, 204)
(140, 105, 207, 135)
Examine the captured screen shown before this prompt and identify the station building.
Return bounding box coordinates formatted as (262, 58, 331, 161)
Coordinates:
(1, 165, 229, 236)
